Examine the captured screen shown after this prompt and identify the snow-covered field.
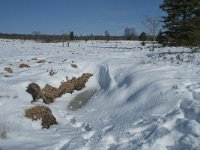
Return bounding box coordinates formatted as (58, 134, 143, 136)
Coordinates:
(0, 39, 200, 150)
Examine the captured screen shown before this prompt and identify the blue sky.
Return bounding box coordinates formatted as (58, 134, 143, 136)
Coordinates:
(0, 0, 163, 35)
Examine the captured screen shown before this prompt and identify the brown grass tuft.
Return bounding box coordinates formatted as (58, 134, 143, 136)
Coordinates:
(26, 73, 93, 104)
(59, 73, 93, 93)
(59, 78, 76, 94)
(74, 73, 93, 90)
(26, 83, 42, 103)
(19, 63, 30, 68)
(4, 67, 13, 73)
(41, 84, 60, 104)
(25, 105, 57, 129)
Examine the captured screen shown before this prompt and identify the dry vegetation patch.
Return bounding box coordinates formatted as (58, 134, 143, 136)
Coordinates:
(25, 105, 57, 129)
(3, 74, 12, 78)
(41, 84, 60, 104)
(26, 73, 93, 104)
(4, 67, 13, 73)
(19, 63, 30, 68)
(48, 61, 53, 64)
(0, 130, 6, 139)
(57, 73, 93, 95)
(26, 83, 42, 103)
(71, 64, 78, 68)
(36, 60, 46, 64)
(31, 58, 38, 60)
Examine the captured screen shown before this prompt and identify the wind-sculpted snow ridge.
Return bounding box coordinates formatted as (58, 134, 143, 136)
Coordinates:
(98, 64, 112, 90)
(0, 39, 200, 150)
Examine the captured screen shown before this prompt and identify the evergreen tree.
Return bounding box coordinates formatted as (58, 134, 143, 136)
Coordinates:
(160, 0, 200, 47)
(139, 32, 147, 42)
(139, 32, 147, 46)
(69, 31, 75, 41)
(156, 30, 166, 46)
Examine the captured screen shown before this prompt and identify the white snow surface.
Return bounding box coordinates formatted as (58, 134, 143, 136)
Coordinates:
(0, 39, 200, 150)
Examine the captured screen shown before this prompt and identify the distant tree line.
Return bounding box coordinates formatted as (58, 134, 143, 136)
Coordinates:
(0, 34, 125, 43)
(0, 32, 75, 43)
(0, 26, 157, 43)
(0, 26, 158, 44)
(76, 34, 129, 41)
(0, 32, 140, 42)
(0, 32, 139, 42)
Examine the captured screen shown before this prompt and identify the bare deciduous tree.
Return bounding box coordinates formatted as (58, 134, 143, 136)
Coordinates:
(124, 27, 137, 40)
(143, 18, 161, 51)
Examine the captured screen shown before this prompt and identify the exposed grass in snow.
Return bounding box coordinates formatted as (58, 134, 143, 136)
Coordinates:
(0, 130, 6, 139)
(0, 100, 8, 139)
(19, 63, 30, 68)
(4, 67, 13, 73)
(25, 105, 57, 129)
(71, 64, 78, 68)
(26, 73, 93, 104)
(36, 60, 46, 64)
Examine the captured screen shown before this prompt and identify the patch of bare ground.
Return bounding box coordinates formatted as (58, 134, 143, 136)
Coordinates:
(3, 74, 12, 78)
(31, 58, 38, 60)
(36, 60, 46, 63)
(71, 64, 78, 68)
(26, 73, 93, 104)
(19, 63, 30, 68)
(4, 67, 13, 73)
(25, 105, 57, 129)
(0, 131, 6, 139)
(48, 61, 53, 64)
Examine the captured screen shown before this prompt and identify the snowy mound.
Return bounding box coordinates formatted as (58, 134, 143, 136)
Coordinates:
(0, 39, 200, 150)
